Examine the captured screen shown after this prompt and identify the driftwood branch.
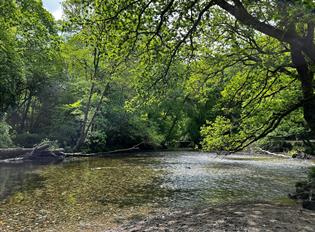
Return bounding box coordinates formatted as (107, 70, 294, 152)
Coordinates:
(65, 142, 144, 157)
(1, 142, 145, 160)
(256, 148, 289, 158)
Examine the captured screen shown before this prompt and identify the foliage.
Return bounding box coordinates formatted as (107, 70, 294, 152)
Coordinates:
(0, 0, 24, 113)
(14, 133, 43, 148)
(38, 138, 60, 150)
(0, 118, 13, 148)
(1, 0, 315, 153)
(201, 117, 235, 152)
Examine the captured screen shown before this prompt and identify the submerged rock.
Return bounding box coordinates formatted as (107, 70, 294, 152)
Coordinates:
(292, 152, 312, 159)
(290, 180, 315, 210)
(303, 200, 315, 210)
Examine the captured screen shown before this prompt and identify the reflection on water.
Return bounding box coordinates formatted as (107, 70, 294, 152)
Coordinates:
(0, 151, 313, 231)
(0, 163, 44, 200)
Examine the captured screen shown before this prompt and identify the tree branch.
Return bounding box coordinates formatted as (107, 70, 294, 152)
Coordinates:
(217, 1, 315, 63)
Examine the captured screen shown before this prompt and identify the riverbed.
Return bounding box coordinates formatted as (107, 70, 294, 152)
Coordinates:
(0, 151, 314, 231)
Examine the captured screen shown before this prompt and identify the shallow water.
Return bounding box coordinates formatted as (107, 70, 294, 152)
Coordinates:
(0, 151, 313, 231)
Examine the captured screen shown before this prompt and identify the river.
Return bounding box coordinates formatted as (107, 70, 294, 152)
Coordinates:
(0, 151, 313, 231)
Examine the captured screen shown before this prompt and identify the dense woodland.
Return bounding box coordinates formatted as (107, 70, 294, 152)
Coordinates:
(1, 0, 315, 154)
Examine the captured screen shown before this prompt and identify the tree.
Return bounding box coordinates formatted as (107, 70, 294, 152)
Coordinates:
(216, 0, 315, 139)
(1, 0, 73, 147)
(62, 0, 132, 151)
(2, 0, 314, 151)
(77, 0, 314, 151)
(0, 0, 24, 114)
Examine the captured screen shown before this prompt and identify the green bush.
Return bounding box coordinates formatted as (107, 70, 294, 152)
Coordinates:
(86, 131, 107, 152)
(14, 133, 43, 148)
(0, 119, 13, 148)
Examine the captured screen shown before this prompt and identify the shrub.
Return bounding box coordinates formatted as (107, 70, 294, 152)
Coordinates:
(0, 119, 13, 148)
(14, 133, 43, 148)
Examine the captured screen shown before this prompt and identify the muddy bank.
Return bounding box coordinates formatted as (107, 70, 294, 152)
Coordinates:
(108, 203, 315, 232)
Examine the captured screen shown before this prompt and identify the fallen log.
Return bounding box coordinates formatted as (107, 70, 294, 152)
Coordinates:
(31, 144, 50, 154)
(0, 145, 65, 162)
(24, 150, 65, 164)
(0, 148, 33, 159)
(65, 142, 144, 157)
(90, 142, 143, 156)
(256, 148, 289, 158)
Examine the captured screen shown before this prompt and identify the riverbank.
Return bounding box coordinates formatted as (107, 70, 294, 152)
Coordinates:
(44, 202, 315, 231)
(108, 202, 315, 232)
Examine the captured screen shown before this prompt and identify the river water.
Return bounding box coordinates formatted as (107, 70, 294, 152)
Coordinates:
(0, 151, 313, 231)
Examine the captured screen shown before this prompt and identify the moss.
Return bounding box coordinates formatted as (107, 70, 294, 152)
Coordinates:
(274, 196, 297, 206)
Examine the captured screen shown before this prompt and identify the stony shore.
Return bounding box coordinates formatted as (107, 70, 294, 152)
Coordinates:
(107, 202, 315, 232)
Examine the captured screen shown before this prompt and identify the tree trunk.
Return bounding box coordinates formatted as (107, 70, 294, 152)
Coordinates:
(19, 93, 32, 132)
(72, 83, 109, 152)
(162, 116, 178, 147)
(291, 47, 315, 135)
(73, 47, 102, 152)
